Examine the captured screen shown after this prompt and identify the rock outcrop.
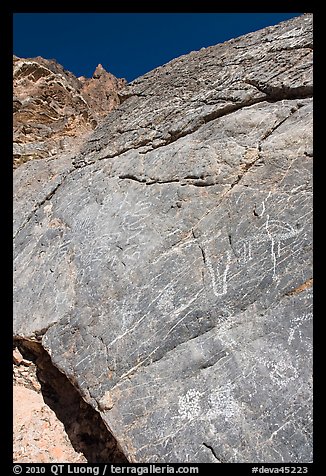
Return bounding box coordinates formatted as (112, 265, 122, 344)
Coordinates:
(13, 56, 126, 168)
(13, 14, 313, 463)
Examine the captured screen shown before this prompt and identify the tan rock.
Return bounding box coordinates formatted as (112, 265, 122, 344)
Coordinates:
(13, 348, 23, 365)
(13, 56, 126, 168)
(13, 385, 87, 463)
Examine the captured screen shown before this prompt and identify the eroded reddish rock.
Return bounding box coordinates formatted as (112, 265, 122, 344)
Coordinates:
(13, 56, 126, 168)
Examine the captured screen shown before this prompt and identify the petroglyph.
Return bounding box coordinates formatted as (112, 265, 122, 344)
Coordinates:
(157, 286, 175, 313)
(204, 249, 232, 298)
(178, 389, 202, 421)
(232, 216, 303, 277)
(200, 209, 304, 300)
(263, 357, 299, 388)
(177, 383, 240, 423)
(207, 384, 240, 421)
(288, 311, 312, 345)
(254, 191, 271, 218)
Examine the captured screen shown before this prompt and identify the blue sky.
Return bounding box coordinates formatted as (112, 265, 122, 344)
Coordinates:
(13, 13, 301, 82)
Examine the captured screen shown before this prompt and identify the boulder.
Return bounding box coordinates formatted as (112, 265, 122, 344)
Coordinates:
(13, 14, 313, 463)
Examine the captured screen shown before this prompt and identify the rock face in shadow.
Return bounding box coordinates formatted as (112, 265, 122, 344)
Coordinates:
(13, 14, 313, 463)
(13, 56, 126, 168)
(13, 340, 127, 463)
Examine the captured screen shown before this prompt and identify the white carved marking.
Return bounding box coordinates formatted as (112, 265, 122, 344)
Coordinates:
(277, 241, 281, 258)
(288, 328, 295, 345)
(157, 286, 175, 312)
(258, 191, 272, 217)
(248, 242, 252, 261)
(261, 357, 299, 388)
(176, 382, 241, 424)
(207, 383, 240, 420)
(233, 215, 302, 279)
(178, 389, 202, 421)
(288, 312, 312, 345)
(205, 250, 231, 297)
(243, 243, 247, 264)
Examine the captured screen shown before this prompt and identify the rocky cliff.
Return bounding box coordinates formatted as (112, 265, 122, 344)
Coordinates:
(13, 56, 126, 168)
(13, 14, 313, 463)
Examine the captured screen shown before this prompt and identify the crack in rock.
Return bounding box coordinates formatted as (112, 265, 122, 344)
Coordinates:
(202, 442, 222, 462)
(244, 79, 312, 101)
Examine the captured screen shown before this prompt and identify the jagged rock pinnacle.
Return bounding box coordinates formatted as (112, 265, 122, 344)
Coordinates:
(13, 56, 126, 168)
(93, 63, 107, 78)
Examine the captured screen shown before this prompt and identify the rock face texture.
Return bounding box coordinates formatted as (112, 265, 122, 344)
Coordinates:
(13, 56, 126, 168)
(13, 14, 313, 463)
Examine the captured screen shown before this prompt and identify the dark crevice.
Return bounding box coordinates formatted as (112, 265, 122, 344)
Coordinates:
(227, 211, 240, 259)
(191, 228, 207, 273)
(161, 97, 265, 151)
(118, 174, 179, 186)
(13, 338, 128, 463)
(274, 44, 313, 51)
(118, 174, 147, 184)
(253, 208, 260, 217)
(199, 352, 227, 371)
(182, 180, 216, 188)
(118, 174, 216, 188)
(244, 79, 312, 101)
(229, 171, 247, 190)
(202, 442, 222, 462)
(234, 41, 312, 51)
(31, 322, 58, 341)
(199, 245, 207, 265)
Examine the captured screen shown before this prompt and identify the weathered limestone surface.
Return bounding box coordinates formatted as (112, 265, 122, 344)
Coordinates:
(13, 14, 313, 463)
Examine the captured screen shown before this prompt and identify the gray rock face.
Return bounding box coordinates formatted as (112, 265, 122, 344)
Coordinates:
(13, 14, 313, 463)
